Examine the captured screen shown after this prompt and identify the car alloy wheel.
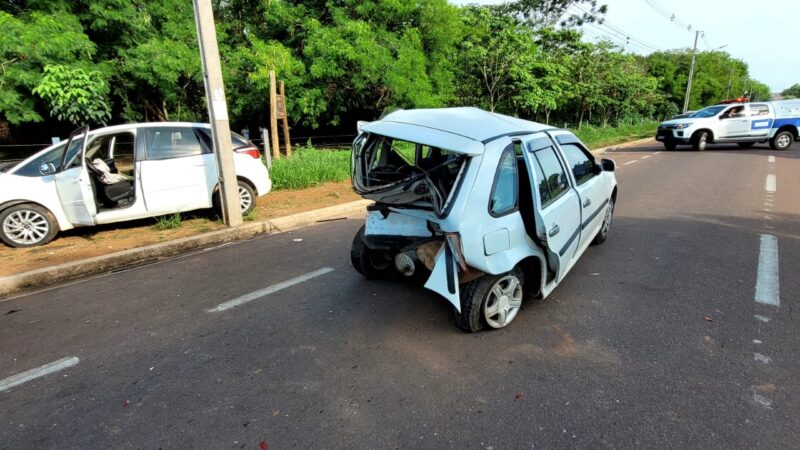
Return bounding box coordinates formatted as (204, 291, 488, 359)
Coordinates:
(483, 274, 523, 329)
(238, 185, 253, 213)
(2, 209, 50, 246)
(776, 133, 792, 149)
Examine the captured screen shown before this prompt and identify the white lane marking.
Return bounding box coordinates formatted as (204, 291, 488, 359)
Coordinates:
(755, 234, 780, 307)
(0, 357, 80, 393)
(207, 267, 335, 313)
(654, 151, 662, 155)
(754, 314, 771, 323)
(754, 353, 772, 364)
(623, 160, 638, 166)
(753, 339, 762, 344)
(768, 155, 775, 163)
(765, 174, 776, 193)
(640, 155, 651, 159)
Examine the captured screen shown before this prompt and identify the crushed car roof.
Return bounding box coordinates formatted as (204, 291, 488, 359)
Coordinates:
(361, 107, 551, 156)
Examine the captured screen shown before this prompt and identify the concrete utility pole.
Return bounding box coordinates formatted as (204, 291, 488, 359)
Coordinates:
(682, 30, 701, 114)
(192, 0, 242, 226)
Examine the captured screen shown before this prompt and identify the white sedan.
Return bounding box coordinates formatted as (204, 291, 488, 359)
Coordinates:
(350, 108, 617, 332)
(0, 123, 271, 247)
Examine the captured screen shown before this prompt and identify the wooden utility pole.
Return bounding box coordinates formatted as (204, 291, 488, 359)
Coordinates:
(279, 80, 292, 156)
(192, 0, 242, 226)
(269, 70, 280, 160)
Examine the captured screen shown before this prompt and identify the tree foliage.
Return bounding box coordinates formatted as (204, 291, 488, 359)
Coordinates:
(0, 0, 776, 139)
(782, 84, 800, 99)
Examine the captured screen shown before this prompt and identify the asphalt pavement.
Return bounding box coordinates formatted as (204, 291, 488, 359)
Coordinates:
(1, 139, 798, 449)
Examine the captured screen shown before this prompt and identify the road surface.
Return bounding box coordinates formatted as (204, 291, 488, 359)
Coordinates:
(1, 140, 798, 449)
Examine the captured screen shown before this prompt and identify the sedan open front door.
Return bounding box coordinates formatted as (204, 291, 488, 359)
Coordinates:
(54, 127, 97, 226)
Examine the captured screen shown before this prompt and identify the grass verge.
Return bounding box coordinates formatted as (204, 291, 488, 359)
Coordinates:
(267, 123, 657, 190)
(572, 122, 658, 149)
(153, 213, 183, 231)
(269, 144, 351, 190)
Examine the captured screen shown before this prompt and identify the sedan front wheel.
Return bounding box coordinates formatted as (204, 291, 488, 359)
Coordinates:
(0, 204, 59, 248)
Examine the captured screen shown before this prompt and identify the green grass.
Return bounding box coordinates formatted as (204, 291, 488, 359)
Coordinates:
(152, 213, 183, 231)
(572, 121, 658, 149)
(269, 145, 351, 190)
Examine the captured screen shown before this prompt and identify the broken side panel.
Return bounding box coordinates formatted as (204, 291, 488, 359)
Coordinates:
(424, 243, 461, 312)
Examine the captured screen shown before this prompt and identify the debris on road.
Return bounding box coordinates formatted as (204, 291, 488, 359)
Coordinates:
(703, 316, 713, 322)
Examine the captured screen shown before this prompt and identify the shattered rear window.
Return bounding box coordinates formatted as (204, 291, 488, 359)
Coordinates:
(353, 134, 468, 216)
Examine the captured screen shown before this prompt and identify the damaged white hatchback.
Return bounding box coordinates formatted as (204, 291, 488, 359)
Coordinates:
(350, 107, 618, 332)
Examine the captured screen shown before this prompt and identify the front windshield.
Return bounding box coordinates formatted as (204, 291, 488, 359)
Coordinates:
(10, 136, 84, 177)
(690, 105, 726, 118)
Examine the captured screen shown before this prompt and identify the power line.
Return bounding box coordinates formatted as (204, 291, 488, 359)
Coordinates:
(573, 5, 660, 52)
(583, 23, 657, 53)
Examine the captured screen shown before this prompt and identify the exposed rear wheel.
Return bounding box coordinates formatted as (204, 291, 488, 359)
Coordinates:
(770, 131, 794, 151)
(213, 180, 257, 217)
(350, 225, 393, 279)
(0, 204, 59, 248)
(455, 268, 524, 333)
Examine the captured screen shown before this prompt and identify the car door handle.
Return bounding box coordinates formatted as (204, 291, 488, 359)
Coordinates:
(583, 198, 592, 208)
(548, 224, 560, 237)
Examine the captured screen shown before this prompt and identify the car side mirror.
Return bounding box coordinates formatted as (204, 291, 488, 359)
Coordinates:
(39, 162, 56, 175)
(600, 159, 615, 172)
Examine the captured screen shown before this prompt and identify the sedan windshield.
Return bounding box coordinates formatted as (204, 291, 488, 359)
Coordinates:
(690, 105, 726, 118)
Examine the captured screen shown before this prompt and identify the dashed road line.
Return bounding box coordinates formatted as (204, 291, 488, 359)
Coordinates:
(755, 234, 780, 307)
(765, 174, 776, 193)
(640, 155, 651, 159)
(0, 357, 80, 393)
(623, 160, 638, 166)
(207, 267, 335, 313)
(768, 155, 775, 163)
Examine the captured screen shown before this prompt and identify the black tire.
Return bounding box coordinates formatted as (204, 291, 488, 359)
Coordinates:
(692, 131, 709, 151)
(769, 131, 794, 151)
(664, 142, 677, 151)
(592, 197, 614, 245)
(213, 180, 257, 217)
(350, 225, 393, 279)
(737, 142, 755, 149)
(0, 203, 59, 248)
(455, 267, 524, 333)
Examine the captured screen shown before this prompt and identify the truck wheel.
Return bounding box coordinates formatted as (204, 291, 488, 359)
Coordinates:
(692, 131, 709, 151)
(350, 225, 392, 279)
(0, 203, 59, 248)
(664, 142, 677, 151)
(770, 131, 794, 151)
(455, 268, 524, 333)
(592, 197, 614, 245)
(737, 142, 755, 149)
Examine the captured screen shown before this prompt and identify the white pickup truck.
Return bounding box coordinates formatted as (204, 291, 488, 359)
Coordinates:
(656, 100, 800, 151)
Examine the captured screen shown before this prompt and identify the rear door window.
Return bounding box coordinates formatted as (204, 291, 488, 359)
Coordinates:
(532, 146, 569, 209)
(144, 127, 204, 160)
(750, 104, 769, 116)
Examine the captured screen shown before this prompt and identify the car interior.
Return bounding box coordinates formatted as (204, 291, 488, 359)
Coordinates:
(84, 132, 137, 210)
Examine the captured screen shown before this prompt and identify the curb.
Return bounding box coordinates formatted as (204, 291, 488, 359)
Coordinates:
(591, 137, 655, 155)
(0, 199, 372, 299)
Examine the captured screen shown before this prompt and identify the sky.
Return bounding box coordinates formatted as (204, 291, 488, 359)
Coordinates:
(450, 0, 800, 92)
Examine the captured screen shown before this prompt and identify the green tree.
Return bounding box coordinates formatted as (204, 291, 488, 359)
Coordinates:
(781, 83, 800, 99)
(33, 64, 111, 125)
(0, 10, 95, 124)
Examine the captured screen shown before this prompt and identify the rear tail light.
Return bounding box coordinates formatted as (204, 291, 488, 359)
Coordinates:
(235, 146, 261, 159)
